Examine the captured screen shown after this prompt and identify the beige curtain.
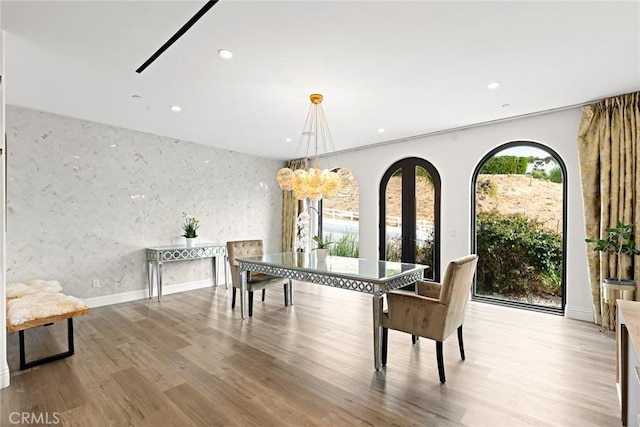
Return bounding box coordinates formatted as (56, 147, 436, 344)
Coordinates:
(281, 158, 307, 252)
(578, 91, 640, 330)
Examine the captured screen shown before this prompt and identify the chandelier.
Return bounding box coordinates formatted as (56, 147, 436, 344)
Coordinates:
(276, 94, 354, 201)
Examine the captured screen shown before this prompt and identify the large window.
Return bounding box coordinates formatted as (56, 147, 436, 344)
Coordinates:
(320, 173, 359, 258)
(379, 157, 440, 281)
(472, 142, 567, 313)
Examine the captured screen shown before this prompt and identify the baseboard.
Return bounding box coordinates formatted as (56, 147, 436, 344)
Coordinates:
(83, 279, 224, 308)
(565, 305, 594, 322)
(0, 360, 10, 389)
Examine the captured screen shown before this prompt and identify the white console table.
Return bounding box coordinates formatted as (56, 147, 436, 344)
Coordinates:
(146, 243, 227, 301)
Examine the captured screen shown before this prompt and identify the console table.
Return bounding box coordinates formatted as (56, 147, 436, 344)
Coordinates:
(146, 243, 227, 301)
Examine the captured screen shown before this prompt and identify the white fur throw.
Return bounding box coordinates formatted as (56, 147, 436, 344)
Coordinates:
(6, 280, 63, 299)
(7, 292, 86, 326)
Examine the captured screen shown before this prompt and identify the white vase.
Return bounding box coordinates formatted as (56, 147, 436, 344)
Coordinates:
(186, 238, 196, 247)
(315, 248, 328, 262)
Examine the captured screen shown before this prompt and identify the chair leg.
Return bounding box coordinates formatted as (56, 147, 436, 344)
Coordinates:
(458, 325, 465, 360)
(249, 291, 254, 317)
(284, 283, 289, 306)
(231, 288, 236, 309)
(436, 341, 445, 384)
(261, 289, 266, 302)
(381, 327, 388, 366)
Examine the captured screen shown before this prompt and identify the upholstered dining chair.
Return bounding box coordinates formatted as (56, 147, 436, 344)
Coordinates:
(226, 240, 289, 317)
(381, 254, 479, 383)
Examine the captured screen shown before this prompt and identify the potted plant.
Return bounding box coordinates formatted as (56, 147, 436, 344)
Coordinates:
(181, 213, 200, 247)
(312, 235, 335, 262)
(586, 221, 640, 285)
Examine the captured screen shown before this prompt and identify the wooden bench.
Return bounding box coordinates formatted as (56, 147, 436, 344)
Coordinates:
(7, 305, 89, 370)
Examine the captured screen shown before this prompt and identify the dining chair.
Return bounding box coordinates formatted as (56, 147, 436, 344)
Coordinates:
(226, 240, 289, 317)
(381, 254, 479, 383)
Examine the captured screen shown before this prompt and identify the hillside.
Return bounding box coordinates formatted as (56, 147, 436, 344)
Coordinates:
(476, 174, 563, 232)
(324, 174, 563, 231)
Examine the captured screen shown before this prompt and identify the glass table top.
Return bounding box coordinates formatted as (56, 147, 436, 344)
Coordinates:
(238, 252, 428, 282)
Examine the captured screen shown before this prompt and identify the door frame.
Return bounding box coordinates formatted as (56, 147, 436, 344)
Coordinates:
(379, 157, 441, 282)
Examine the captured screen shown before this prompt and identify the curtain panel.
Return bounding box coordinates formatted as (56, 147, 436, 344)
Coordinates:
(578, 91, 640, 330)
(281, 158, 307, 252)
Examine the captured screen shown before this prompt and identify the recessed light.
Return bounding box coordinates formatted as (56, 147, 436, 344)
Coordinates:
(217, 49, 233, 59)
(110, 144, 118, 148)
(131, 94, 142, 99)
(487, 82, 500, 89)
(501, 103, 511, 108)
(170, 105, 182, 112)
(285, 137, 292, 142)
(377, 128, 385, 133)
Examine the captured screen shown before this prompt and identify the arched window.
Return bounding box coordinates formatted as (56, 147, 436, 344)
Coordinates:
(379, 157, 441, 281)
(471, 141, 567, 313)
(319, 171, 360, 258)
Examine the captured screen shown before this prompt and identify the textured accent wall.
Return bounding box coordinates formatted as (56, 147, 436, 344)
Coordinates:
(5, 106, 282, 298)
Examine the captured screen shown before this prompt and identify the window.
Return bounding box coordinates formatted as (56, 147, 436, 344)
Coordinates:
(320, 172, 360, 258)
(472, 142, 566, 313)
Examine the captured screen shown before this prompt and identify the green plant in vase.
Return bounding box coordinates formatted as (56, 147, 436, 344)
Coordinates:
(312, 235, 335, 249)
(181, 213, 200, 247)
(312, 235, 335, 262)
(586, 221, 640, 284)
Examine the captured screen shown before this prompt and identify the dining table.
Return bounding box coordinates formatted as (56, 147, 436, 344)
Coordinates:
(237, 252, 428, 370)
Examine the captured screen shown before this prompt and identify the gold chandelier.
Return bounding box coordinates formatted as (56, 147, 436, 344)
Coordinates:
(277, 94, 354, 201)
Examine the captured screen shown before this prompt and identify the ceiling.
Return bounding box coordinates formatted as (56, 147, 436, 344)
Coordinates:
(2, 1, 639, 160)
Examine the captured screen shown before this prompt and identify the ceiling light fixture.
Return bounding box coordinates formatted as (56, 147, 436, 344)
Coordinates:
(170, 105, 182, 112)
(276, 94, 355, 201)
(378, 128, 385, 133)
(217, 49, 233, 59)
(487, 82, 501, 89)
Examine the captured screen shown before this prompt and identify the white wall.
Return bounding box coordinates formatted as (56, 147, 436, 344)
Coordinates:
(336, 107, 593, 321)
(5, 106, 283, 305)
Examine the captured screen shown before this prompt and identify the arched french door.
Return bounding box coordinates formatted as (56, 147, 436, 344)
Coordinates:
(379, 157, 441, 281)
(471, 141, 567, 314)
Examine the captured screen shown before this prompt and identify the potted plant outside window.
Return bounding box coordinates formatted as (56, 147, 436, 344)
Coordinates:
(586, 221, 640, 285)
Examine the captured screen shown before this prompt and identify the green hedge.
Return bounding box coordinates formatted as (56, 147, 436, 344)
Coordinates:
(479, 156, 528, 175)
(476, 211, 562, 297)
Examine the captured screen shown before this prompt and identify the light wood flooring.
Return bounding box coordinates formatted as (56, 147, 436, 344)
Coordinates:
(1, 283, 621, 426)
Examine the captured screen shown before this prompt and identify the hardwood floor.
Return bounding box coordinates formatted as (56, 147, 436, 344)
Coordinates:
(1, 283, 620, 426)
